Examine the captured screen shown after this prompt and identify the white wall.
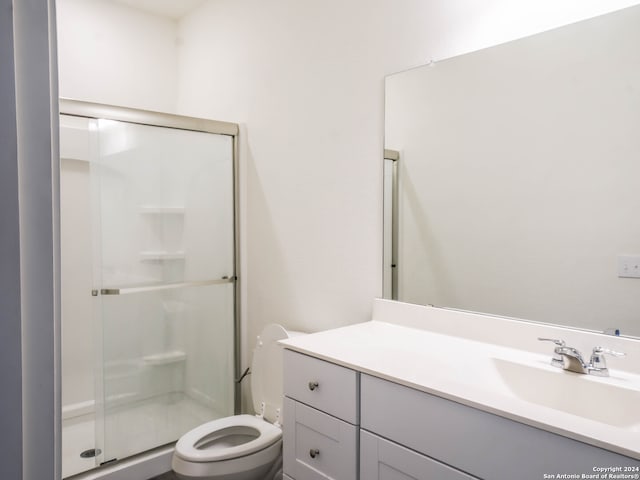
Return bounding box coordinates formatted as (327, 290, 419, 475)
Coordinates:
(174, 0, 640, 395)
(56, 0, 179, 112)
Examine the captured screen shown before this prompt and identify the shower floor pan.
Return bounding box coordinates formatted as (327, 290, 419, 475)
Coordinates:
(62, 393, 216, 478)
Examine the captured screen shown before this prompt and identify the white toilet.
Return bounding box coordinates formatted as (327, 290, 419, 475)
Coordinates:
(172, 324, 295, 480)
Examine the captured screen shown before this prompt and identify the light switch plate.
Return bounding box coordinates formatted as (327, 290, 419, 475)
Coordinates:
(617, 255, 640, 278)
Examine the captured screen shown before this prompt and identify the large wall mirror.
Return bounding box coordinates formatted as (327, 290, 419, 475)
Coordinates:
(384, 5, 640, 338)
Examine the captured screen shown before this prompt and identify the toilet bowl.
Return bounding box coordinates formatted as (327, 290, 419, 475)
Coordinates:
(172, 324, 296, 480)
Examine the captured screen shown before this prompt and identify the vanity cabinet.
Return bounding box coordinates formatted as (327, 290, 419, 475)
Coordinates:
(361, 374, 639, 480)
(283, 350, 359, 480)
(283, 347, 639, 480)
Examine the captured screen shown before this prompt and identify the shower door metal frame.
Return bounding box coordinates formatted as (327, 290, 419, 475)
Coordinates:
(59, 98, 243, 418)
(383, 149, 399, 300)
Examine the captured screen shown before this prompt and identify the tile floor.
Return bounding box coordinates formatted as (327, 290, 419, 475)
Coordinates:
(147, 472, 179, 480)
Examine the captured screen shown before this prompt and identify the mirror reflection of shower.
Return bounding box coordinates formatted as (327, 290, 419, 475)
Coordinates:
(60, 101, 239, 477)
(382, 149, 399, 301)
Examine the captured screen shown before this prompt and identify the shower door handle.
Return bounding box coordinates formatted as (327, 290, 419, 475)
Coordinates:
(97, 277, 234, 295)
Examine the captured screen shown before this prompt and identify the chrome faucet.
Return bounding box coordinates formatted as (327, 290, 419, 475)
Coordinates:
(538, 338, 625, 376)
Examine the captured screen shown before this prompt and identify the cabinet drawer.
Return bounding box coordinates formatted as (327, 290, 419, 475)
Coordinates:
(361, 374, 639, 480)
(283, 397, 358, 480)
(283, 349, 358, 424)
(361, 430, 478, 480)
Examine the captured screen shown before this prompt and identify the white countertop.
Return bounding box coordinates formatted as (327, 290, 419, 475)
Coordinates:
(280, 318, 640, 460)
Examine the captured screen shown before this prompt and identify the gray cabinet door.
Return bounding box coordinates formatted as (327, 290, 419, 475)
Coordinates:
(283, 397, 358, 480)
(361, 430, 478, 480)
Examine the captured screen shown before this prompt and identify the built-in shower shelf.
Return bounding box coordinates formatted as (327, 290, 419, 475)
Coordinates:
(139, 206, 185, 214)
(140, 251, 185, 261)
(143, 350, 187, 366)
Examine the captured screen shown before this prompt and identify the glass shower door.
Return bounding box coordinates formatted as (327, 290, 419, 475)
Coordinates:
(90, 118, 235, 464)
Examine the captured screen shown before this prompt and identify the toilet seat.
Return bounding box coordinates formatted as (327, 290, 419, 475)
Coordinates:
(175, 414, 282, 463)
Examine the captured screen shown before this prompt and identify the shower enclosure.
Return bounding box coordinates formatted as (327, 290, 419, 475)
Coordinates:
(59, 100, 239, 477)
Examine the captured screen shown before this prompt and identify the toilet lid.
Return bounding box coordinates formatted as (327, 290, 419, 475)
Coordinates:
(251, 324, 289, 423)
(174, 414, 282, 462)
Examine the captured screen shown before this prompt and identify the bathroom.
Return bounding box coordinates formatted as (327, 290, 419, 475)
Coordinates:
(2, 0, 640, 479)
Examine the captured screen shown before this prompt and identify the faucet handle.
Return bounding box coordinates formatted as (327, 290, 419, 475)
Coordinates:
(589, 347, 625, 377)
(537, 338, 565, 347)
(591, 346, 625, 358)
(538, 338, 566, 368)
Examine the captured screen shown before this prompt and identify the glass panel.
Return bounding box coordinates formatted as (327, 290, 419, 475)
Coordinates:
(60, 115, 101, 477)
(99, 284, 234, 462)
(92, 119, 234, 288)
(90, 119, 235, 463)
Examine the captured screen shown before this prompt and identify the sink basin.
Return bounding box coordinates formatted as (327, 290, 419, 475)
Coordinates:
(492, 358, 640, 430)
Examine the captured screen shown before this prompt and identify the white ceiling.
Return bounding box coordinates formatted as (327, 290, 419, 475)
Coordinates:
(111, 0, 207, 20)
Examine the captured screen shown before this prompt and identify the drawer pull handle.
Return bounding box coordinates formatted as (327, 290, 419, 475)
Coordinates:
(308, 381, 319, 391)
(309, 448, 320, 459)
